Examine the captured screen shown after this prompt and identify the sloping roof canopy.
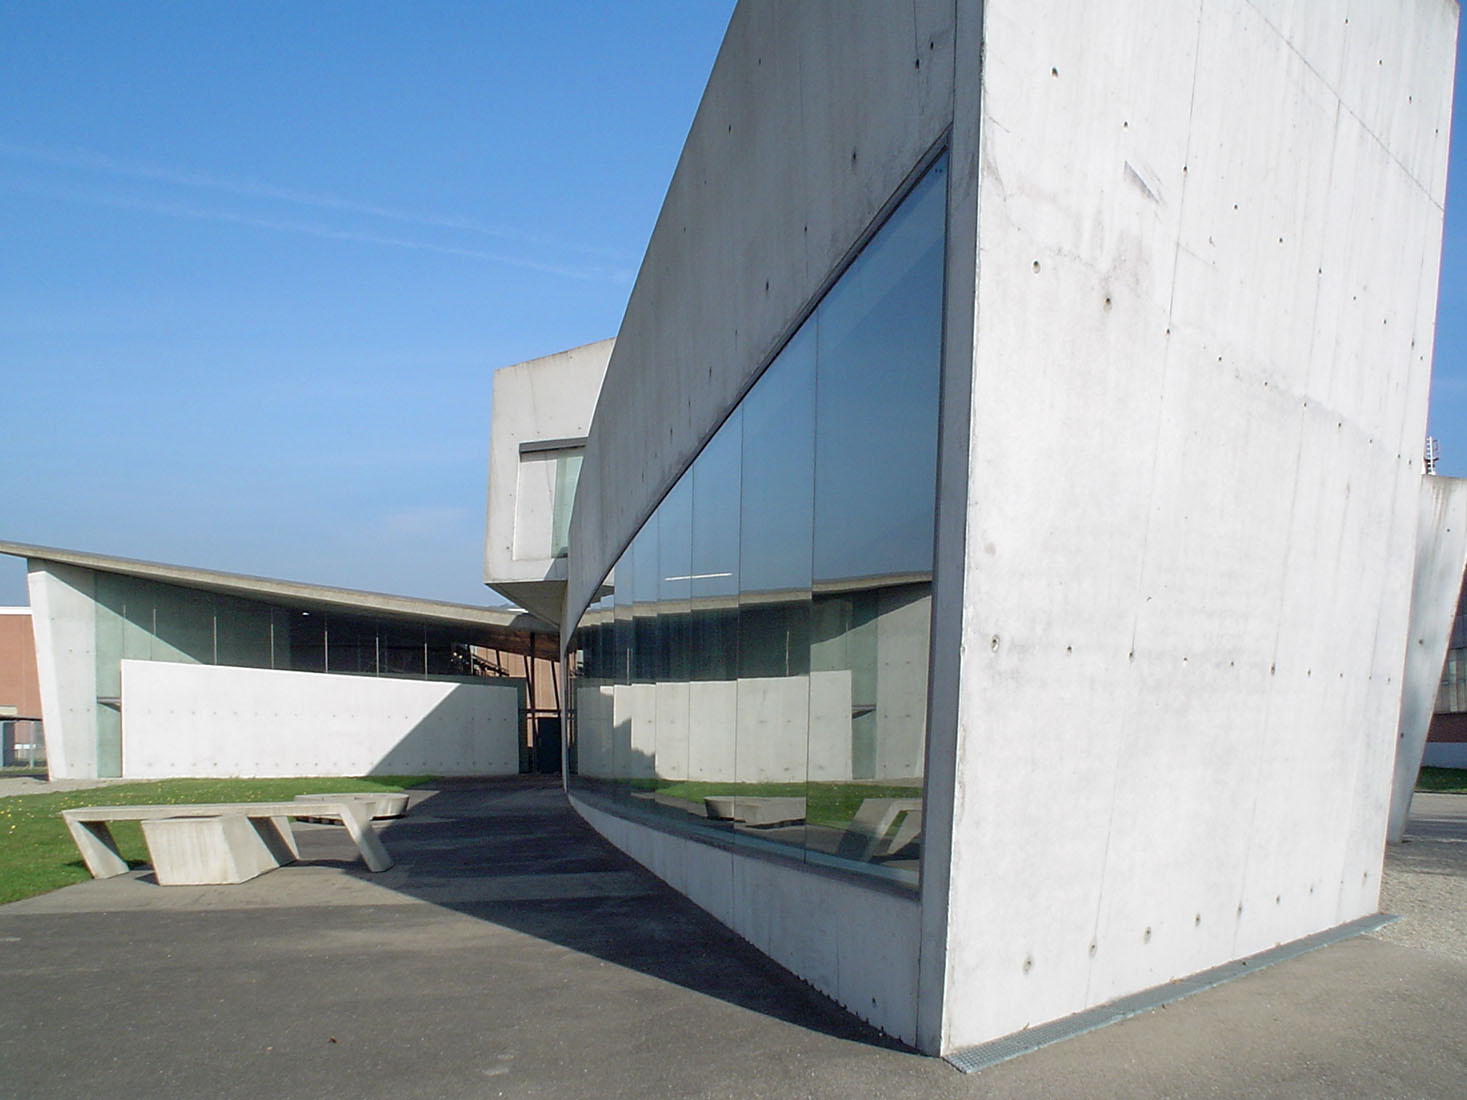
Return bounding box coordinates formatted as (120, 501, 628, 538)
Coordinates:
(0, 541, 558, 660)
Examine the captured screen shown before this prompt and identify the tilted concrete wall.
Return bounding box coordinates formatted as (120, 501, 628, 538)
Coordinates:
(562, 0, 958, 1046)
(942, 0, 1457, 1052)
(26, 562, 97, 779)
(558, 0, 1455, 1057)
(565, 0, 957, 634)
(120, 660, 522, 778)
(570, 793, 922, 1045)
(1388, 476, 1467, 841)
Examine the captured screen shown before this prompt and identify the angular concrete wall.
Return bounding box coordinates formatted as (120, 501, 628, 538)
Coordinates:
(558, 0, 1456, 1059)
(27, 562, 97, 779)
(570, 793, 923, 1044)
(942, 0, 1457, 1052)
(120, 660, 522, 778)
(1389, 476, 1467, 841)
(565, 0, 957, 633)
(563, 0, 961, 1047)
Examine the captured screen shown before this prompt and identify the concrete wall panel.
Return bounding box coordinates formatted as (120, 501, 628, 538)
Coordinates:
(566, 0, 957, 633)
(120, 660, 522, 778)
(26, 563, 97, 780)
(570, 793, 921, 1044)
(943, 0, 1455, 1051)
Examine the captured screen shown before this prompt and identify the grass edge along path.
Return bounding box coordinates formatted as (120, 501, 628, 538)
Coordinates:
(0, 776, 427, 906)
(1417, 766, 1467, 793)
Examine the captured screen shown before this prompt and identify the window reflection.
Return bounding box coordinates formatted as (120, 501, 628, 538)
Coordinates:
(566, 153, 947, 888)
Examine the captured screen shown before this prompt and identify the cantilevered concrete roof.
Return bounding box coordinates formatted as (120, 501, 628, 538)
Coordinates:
(0, 541, 557, 658)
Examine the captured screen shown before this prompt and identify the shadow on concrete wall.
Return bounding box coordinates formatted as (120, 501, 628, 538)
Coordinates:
(360, 680, 523, 777)
(313, 777, 906, 1050)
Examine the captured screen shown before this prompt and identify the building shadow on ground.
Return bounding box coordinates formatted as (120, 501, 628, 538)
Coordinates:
(310, 776, 911, 1052)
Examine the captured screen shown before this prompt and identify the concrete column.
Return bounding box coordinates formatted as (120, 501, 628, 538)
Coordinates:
(26, 561, 97, 779)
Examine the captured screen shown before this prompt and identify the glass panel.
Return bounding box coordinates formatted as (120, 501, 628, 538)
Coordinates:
(552, 451, 584, 558)
(288, 611, 326, 672)
(92, 572, 127, 777)
(324, 613, 379, 675)
(807, 154, 946, 880)
(151, 584, 216, 664)
(214, 593, 273, 669)
(689, 410, 742, 799)
(570, 580, 615, 779)
(735, 322, 816, 856)
(654, 479, 693, 797)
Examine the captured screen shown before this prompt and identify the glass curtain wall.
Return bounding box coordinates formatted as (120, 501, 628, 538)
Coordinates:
(566, 154, 947, 888)
(91, 573, 505, 776)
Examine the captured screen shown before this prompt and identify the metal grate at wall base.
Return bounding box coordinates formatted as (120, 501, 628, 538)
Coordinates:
(945, 913, 1396, 1074)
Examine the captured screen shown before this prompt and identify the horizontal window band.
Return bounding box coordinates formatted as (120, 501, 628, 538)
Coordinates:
(519, 437, 588, 456)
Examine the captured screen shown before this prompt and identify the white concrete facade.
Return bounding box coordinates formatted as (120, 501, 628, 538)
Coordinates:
(942, 0, 1456, 1052)
(120, 661, 521, 778)
(549, 0, 1459, 1057)
(27, 562, 98, 779)
(484, 339, 613, 627)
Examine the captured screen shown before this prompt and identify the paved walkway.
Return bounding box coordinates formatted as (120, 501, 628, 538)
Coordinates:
(0, 774, 133, 798)
(0, 778, 1463, 1100)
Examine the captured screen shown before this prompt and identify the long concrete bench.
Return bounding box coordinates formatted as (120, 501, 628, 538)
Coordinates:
(61, 800, 393, 882)
(292, 791, 410, 820)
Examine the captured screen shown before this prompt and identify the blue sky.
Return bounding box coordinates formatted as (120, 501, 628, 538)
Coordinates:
(1, 6, 1464, 608)
(0, 2, 736, 606)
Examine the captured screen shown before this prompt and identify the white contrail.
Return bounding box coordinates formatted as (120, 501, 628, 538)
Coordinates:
(0, 139, 637, 265)
(0, 177, 632, 280)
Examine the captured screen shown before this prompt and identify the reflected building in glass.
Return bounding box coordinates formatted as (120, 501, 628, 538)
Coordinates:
(568, 157, 946, 887)
(487, 0, 1459, 1061)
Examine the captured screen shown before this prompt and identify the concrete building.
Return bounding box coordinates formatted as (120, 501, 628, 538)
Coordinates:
(0, 608, 41, 719)
(483, 339, 613, 628)
(496, 0, 1461, 1060)
(3, 542, 555, 781)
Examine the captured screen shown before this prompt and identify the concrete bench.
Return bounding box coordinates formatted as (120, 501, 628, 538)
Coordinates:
(292, 792, 409, 820)
(61, 800, 393, 882)
(140, 814, 293, 885)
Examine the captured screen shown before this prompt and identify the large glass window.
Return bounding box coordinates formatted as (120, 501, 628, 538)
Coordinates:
(566, 153, 947, 888)
(88, 573, 515, 776)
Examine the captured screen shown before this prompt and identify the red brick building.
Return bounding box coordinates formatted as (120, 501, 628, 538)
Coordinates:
(0, 608, 40, 719)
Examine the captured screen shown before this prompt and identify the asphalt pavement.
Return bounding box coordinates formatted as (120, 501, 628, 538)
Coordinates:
(1, 777, 1462, 1100)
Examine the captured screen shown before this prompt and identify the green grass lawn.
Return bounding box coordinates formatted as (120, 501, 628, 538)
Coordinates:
(1416, 766, 1467, 793)
(0, 776, 426, 906)
(649, 780, 921, 829)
